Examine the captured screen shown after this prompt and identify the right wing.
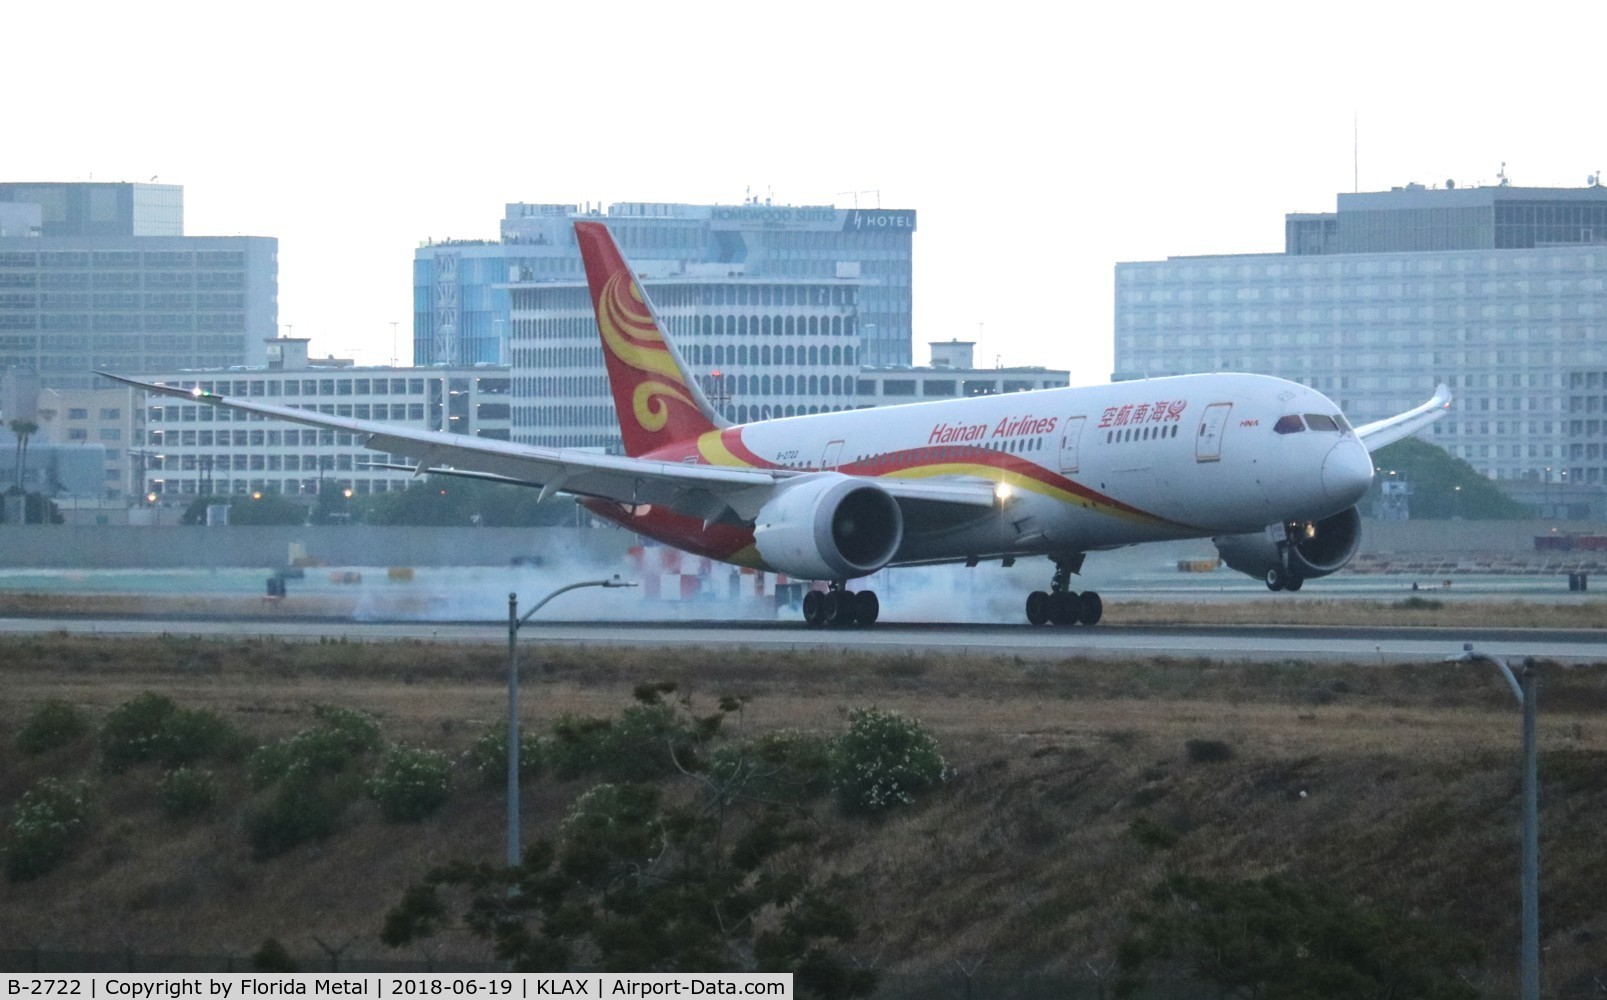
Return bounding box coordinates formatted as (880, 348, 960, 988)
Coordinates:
(1355, 383, 1453, 452)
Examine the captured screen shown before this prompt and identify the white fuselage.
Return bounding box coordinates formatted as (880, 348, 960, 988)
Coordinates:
(706, 371, 1374, 566)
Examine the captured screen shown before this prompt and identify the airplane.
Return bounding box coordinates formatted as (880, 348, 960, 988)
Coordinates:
(102, 220, 1451, 628)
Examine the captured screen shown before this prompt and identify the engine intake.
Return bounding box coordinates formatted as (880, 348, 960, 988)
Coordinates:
(753, 473, 903, 580)
(1213, 505, 1362, 586)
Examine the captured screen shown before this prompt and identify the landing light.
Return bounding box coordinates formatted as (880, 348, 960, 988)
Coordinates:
(994, 483, 1014, 502)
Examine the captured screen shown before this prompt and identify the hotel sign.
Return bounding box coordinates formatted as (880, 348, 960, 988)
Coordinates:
(843, 209, 917, 232)
(706, 206, 918, 233)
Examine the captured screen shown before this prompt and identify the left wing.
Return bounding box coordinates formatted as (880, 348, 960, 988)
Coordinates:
(1355, 383, 1453, 452)
(99, 372, 997, 521)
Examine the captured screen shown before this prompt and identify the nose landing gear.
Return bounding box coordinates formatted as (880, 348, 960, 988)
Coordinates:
(1025, 555, 1102, 626)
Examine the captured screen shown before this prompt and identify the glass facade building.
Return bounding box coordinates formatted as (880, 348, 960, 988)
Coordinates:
(1116, 183, 1607, 489)
(414, 201, 916, 370)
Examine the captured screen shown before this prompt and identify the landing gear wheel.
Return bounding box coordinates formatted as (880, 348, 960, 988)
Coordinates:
(802, 590, 826, 626)
(1047, 590, 1081, 626)
(1077, 591, 1103, 626)
(1265, 568, 1286, 592)
(1025, 591, 1050, 626)
(1284, 576, 1303, 592)
(822, 590, 849, 626)
(853, 590, 880, 626)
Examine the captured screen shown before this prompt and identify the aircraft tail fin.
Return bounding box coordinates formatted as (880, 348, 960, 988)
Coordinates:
(575, 220, 728, 457)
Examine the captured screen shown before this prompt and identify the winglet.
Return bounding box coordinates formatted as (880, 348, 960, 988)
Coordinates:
(1355, 383, 1453, 451)
(575, 221, 728, 457)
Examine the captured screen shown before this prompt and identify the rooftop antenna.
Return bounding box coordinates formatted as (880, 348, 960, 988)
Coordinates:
(1498, 162, 1511, 187)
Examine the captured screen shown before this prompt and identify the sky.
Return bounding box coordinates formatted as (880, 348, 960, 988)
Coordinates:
(11, 0, 1607, 387)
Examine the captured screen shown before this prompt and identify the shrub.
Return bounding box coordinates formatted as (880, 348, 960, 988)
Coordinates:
(244, 773, 346, 859)
(3, 778, 92, 882)
(557, 783, 664, 881)
(369, 745, 453, 822)
(17, 699, 91, 754)
(709, 728, 833, 803)
(543, 702, 710, 782)
(160, 767, 218, 818)
(1185, 739, 1235, 764)
(249, 705, 381, 786)
(158, 708, 251, 766)
(101, 693, 248, 771)
(463, 721, 541, 787)
(243, 706, 377, 857)
(828, 707, 952, 815)
(101, 692, 178, 772)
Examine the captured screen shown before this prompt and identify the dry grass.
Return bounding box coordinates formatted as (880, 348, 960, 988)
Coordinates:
(1, 635, 1604, 989)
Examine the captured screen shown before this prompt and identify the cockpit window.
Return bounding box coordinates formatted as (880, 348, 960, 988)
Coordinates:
(1334, 413, 1353, 434)
(1273, 414, 1306, 434)
(1304, 413, 1340, 432)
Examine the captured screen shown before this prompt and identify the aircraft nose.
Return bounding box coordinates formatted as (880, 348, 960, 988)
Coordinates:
(1322, 437, 1374, 505)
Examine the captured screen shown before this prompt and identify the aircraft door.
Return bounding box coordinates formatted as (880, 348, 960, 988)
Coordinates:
(1058, 416, 1086, 474)
(1195, 403, 1232, 463)
(820, 439, 845, 471)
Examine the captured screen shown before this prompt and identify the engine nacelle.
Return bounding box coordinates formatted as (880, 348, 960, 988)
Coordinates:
(752, 473, 903, 581)
(1213, 505, 1362, 588)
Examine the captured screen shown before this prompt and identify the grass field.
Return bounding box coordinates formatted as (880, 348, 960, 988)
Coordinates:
(1, 633, 1604, 993)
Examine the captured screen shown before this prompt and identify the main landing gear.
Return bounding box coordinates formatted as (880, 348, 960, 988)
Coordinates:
(802, 581, 880, 628)
(1264, 567, 1304, 592)
(1025, 556, 1103, 626)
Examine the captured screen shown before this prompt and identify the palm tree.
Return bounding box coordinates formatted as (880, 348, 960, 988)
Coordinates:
(9, 418, 38, 523)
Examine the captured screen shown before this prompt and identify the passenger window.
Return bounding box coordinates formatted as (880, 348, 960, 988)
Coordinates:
(1304, 414, 1339, 432)
(1274, 415, 1305, 434)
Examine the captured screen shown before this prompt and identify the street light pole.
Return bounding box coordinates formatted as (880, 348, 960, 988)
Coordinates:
(506, 577, 636, 868)
(1450, 643, 1540, 1000)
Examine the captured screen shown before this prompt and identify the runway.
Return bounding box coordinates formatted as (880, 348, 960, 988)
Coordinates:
(2, 615, 1602, 664)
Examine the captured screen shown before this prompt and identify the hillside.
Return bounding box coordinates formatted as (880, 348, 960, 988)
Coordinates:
(1, 635, 1604, 996)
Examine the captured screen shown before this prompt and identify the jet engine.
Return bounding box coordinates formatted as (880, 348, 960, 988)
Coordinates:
(752, 473, 904, 580)
(1212, 505, 1362, 591)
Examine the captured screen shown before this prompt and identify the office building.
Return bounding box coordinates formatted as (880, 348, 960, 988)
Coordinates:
(415, 199, 915, 368)
(0, 182, 277, 394)
(1115, 181, 1607, 490)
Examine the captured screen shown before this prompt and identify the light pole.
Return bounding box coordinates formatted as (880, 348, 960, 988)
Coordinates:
(1448, 643, 1540, 1000)
(505, 577, 636, 867)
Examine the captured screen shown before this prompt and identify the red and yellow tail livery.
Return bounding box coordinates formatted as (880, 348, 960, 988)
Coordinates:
(575, 221, 723, 457)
